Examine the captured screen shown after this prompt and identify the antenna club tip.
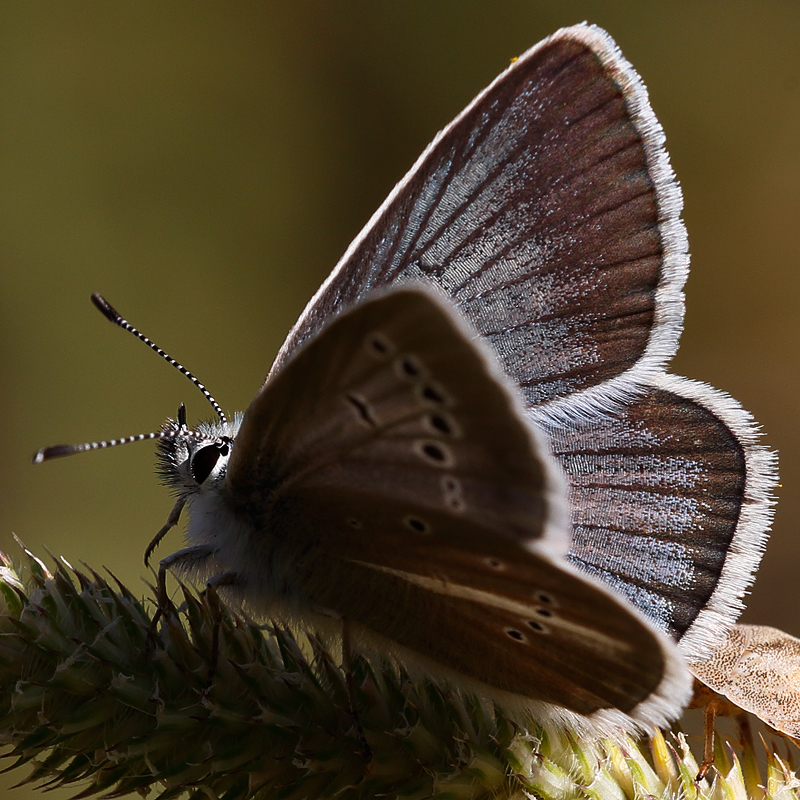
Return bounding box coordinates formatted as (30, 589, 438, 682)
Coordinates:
(33, 444, 85, 462)
(91, 293, 121, 323)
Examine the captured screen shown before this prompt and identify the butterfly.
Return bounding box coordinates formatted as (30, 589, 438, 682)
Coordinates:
(35, 23, 776, 736)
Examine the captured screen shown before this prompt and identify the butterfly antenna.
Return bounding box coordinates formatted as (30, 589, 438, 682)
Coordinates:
(34, 431, 167, 464)
(90, 293, 227, 424)
(33, 404, 198, 464)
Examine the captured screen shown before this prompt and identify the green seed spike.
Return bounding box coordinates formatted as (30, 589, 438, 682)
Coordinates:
(1, 548, 799, 800)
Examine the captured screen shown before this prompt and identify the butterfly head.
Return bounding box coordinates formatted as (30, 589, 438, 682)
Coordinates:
(156, 407, 243, 497)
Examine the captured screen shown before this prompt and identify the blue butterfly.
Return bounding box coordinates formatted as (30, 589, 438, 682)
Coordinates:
(37, 23, 776, 735)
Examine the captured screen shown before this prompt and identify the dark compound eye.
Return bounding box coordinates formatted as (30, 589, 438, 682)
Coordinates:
(191, 443, 226, 484)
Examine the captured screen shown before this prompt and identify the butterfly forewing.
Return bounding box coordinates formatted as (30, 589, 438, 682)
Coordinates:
(229, 288, 568, 554)
(271, 25, 687, 416)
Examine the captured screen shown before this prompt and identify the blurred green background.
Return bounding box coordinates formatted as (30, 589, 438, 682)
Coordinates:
(2, 2, 800, 796)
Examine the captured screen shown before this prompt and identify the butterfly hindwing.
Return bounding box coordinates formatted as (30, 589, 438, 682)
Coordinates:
(291, 530, 684, 724)
(545, 373, 775, 660)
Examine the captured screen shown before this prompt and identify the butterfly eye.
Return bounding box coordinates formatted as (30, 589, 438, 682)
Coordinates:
(190, 442, 229, 484)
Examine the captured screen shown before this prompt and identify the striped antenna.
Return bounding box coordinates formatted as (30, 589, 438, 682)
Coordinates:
(32, 403, 203, 464)
(90, 293, 227, 424)
(33, 431, 166, 464)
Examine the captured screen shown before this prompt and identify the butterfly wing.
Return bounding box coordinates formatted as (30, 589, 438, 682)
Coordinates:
(263, 23, 776, 653)
(546, 375, 776, 663)
(270, 24, 687, 417)
(295, 525, 687, 730)
(227, 288, 690, 729)
(229, 287, 569, 555)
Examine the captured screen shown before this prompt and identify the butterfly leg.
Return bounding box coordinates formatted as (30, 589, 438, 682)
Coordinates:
(144, 497, 186, 567)
(203, 572, 245, 689)
(156, 544, 221, 608)
(735, 713, 754, 762)
(145, 544, 220, 652)
(690, 679, 741, 780)
(342, 617, 371, 759)
(697, 698, 720, 780)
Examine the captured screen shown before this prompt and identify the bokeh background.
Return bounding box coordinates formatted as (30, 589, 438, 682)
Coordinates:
(2, 2, 800, 796)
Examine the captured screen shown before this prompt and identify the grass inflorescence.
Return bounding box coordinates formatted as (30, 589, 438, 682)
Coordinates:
(0, 548, 797, 800)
